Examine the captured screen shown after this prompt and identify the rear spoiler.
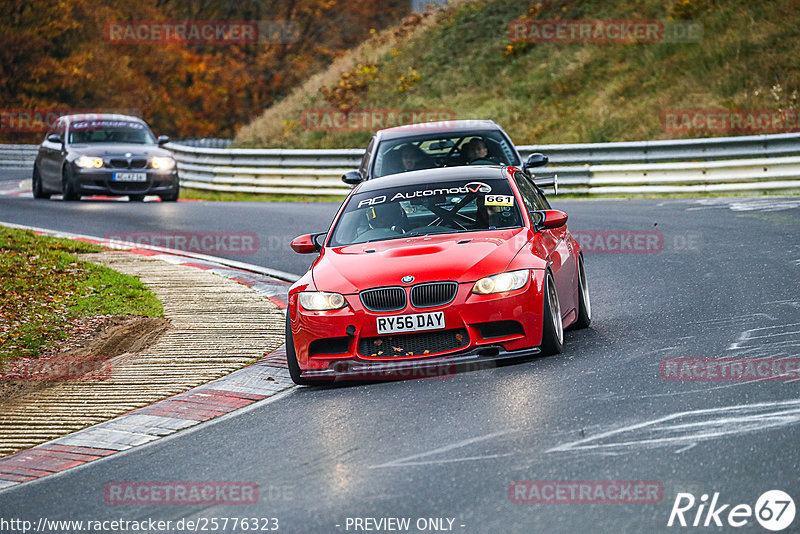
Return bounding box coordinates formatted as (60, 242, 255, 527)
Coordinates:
(533, 173, 558, 195)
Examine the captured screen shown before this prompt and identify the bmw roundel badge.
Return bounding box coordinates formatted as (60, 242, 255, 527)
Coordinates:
(401, 275, 415, 284)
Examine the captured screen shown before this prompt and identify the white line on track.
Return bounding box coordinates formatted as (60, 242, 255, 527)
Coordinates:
(370, 429, 518, 469)
(547, 398, 800, 454)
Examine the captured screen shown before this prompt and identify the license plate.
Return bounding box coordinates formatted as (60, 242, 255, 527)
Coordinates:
(113, 172, 147, 182)
(376, 311, 445, 335)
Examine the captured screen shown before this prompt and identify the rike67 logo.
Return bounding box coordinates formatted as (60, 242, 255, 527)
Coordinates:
(668, 490, 795, 531)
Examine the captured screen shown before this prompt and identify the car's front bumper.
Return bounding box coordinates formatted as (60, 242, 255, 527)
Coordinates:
(301, 344, 541, 381)
(289, 269, 547, 379)
(72, 167, 178, 196)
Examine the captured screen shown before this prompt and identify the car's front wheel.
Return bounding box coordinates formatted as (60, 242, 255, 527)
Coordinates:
(539, 271, 563, 356)
(159, 185, 179, 202)
(61, 166, 80, 201)
(32, 166, 50, 199)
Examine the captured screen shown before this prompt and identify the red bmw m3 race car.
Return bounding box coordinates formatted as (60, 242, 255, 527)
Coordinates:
(286, 165, 591, 385)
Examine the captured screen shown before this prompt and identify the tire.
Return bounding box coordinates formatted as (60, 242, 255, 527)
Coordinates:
(129, 194, 145, 202)
(571, 254, 592, 329)
(539, 271, 563, 356)
(159, 186, 179, 202)
(32, 166, 50, 199)
(285, 312, 327, 386)
(61, 166, 80, 201)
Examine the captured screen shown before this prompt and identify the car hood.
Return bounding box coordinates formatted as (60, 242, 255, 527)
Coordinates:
(311, 228, 533, 294)
(67, 143, 171, 158)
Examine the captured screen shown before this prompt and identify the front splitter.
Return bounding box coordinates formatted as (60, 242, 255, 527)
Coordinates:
(301, 345, 542, 382)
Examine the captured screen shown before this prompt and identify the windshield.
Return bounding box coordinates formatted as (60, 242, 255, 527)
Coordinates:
(68, 119, 156, 144)
(329, 178, 523, 246)
(372, 130, 520, 178)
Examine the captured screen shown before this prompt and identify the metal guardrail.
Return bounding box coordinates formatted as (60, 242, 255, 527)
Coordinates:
(0, 139, 232, 169)
(552, 156, 800, 194)
(3, 133, 800, 194)
(518, 132, 800, 164)
(167, 132, 800, 195)
(170, 146, 362, 195)
(175, 138, 233, 149)
(0, 144, 38, 169)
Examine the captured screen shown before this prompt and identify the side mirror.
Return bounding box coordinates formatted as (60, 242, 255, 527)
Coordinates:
(47, 134, 62, 144)
(157, 135, 170, 146)
(342, 170, 365, 185)
(523, 153, 548, 172)
(532, 209, 568, 229)
(291, 233, 324, 254)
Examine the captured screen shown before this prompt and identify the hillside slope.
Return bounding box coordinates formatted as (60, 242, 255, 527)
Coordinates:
(235, 0, 800, 148)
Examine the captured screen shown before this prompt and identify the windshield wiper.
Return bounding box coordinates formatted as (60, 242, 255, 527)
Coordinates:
(404, 228, 469, 238)
(403, 230, 432, 238)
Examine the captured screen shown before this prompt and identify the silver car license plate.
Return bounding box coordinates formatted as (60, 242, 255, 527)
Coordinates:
(113, 172, 147, 182)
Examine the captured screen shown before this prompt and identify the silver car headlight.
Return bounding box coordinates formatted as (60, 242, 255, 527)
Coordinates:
(75, 156, 104, 168)
(150, 156, 176, 170)
(298, 291, 347, 311)
(472, 269, 529, 294)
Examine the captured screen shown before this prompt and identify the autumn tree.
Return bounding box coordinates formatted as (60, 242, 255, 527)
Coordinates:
(0, 0, 408, 142)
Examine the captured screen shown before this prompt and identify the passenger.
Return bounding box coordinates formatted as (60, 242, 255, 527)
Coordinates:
(365, 202, 407, 233)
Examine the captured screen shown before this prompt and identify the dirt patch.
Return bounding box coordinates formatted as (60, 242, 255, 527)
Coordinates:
(0, 315, 170, 404)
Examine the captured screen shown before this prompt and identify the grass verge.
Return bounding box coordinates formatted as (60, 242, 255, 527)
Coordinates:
(181, 187, 347, 203)
(0, 226, 163, 363)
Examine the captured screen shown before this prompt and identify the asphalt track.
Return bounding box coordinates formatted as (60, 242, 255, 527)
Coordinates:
(1, 169, 800, 533)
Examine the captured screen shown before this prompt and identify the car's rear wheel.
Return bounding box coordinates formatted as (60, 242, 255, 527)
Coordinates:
(32, 166, 50, 199)
(286, 313, 328, 386)
(539, 271, 563, 356)
(129, 194, 145, 202)
(61, 166, 80, 201)
(571, 254, 591, 329)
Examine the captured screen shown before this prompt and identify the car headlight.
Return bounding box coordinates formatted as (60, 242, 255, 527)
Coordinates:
(75, 156, 104, 168)
(298, 291, 347, 311)
(472, 269, 529, 294)
(151, 156, 176, 170)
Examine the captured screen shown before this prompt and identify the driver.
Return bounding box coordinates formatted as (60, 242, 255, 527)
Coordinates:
(365, 202, 407, 233)
(399, 144, 426, 171)
(463, 138, 495, 164)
